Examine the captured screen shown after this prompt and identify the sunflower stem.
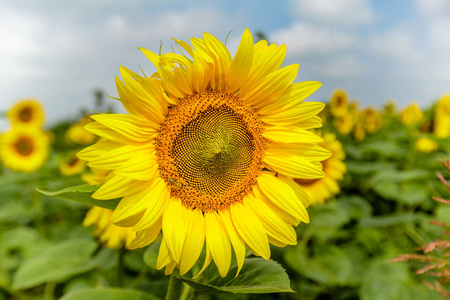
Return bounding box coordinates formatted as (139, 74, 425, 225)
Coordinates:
(165, 274, 183, 300)
(116, 246, 125, 286)
(179, 282, 192, 300)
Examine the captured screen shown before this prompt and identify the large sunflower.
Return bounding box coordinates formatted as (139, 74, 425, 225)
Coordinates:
(7, 99, 45, 128)
(0, 127, 50, 173)
(78, 29, 330, 277)
(296, 133, 346, 205)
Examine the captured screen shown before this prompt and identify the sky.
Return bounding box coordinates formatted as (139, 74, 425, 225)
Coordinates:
(1, 0, 449, 129)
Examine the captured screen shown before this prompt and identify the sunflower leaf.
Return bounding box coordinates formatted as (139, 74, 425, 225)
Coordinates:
(175, 258, 294, 294)
(60, 288, 160, 300)
(36, 184, 120, 210)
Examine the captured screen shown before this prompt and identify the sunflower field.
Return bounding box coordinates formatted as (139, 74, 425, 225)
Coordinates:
(0, 31, 449, 300)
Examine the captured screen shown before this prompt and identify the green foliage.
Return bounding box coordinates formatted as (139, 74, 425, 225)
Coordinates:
(37, 184, 120, 210)
(60, 288, 161, 300)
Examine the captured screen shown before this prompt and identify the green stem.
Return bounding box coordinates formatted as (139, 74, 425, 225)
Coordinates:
(165, 275, 183, 300)
(44, 282, 56, 300)
(130, 265, 150, 289)
(179, 282, 192, 300)
(116, 247, 125, 286)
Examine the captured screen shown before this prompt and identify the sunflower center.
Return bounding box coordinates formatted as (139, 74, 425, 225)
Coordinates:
(19, 107, 33, 122)
(14, 137, 34, 156)
(156, 91, 265, 212)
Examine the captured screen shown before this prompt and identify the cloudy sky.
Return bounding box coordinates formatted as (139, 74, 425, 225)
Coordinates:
(1, 0, 449, 129)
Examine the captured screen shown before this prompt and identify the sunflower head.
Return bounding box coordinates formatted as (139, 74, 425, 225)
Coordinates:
(65, 115, 97, 145)
(399, 102, 423, 125)
(8, 99, 45, 129)
(333, 113, 355, 135)
(59, 151, 86, 176)
(415, 137, 438, 153)
(329, 89, 349, 117)
(78, 29, 330, 277)
(295, 133, 346, 205)
(434, 94, 450, 138)
(360, 107, 382, 133)
(0, 127, 50, 173)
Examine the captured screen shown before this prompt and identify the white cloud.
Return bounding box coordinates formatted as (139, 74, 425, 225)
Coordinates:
(291, 0, 376, 25)
(312, 55, 368, 78)
(368, 26, 425, 63)
(271, 23, 356, 55)
(415, 0, 450, 16)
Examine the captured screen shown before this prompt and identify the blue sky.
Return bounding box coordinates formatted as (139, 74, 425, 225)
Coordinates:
(1, 0, 449, 129)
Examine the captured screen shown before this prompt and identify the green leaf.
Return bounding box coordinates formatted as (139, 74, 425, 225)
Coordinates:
(60, 288, 161, 300)
(360, 213, 421, 227)
(284, 244, 360, 286)
(36, 184, 120, 210)
(143, 240, 161, 269)
(176, 258, 293, 294)
(12, 238, 97, 290)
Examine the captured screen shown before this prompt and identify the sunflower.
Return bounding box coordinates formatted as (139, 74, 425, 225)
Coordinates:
(415, 137, 438, 153)
(399, 102, 423, 125)
(329, 89, 349, 117)
(433, 94, 450, 138)
(78, 29, 330, 277)
(59, 151, 86, 176)
(65, 115, 96, 145)
(0, 127, 50, 173)
(360, 107, 382, 133)
(7, 99, 45, 129)
(333, 113, 355, 135)
(295, 133, 346, 205)
(353, 122, 365, 141)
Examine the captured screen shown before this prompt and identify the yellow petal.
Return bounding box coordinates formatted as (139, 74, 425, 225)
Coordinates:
(225, 29, 253, 93)
(245, 194, 297, 245)
(257, 172, 309, 223)
(253, 188, 300, 226)
(172, 38, 194, 57)
(243, 64, 299, 108)
(114, 150, 158, 181)
(219, 209, 246, 277)
(133, 176, 171, 231)
(205, 211, 231, 278)
(180, 208, 205, 275)
(203, 32, 232, 90)
(92, 175, 143, 200)
(87, 144, 151, 170)
(261, 102, 325, 126)
(193, 248, 212, 279)
(258, 81, 322, 115)
(157, 237, 174, 270)
(161, 199, 186, 264)
(230, 202, 270, 260)
(263, 126, 323, 144)
(264, 147, 325, 179)
(266, 143, 332, 162)
(277, 175, 311, 209)
(111, 182, 155, 226)
(77, 139, 119, 162)
(241, 42, 286, 94)
(90, 114, 157, 143)
(128, 217, 162, 249)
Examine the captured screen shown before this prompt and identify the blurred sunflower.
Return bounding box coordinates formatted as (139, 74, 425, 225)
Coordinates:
(7, 99, 45, 128)
(65, 115, 97, 145)
(329, 89, 349, 117)
(0, 127, 50, 173)
(59, 151, 86, 176)
(83, 206, 135, 249)
(78, 29, 330, 277)
(360, 107, 382, 133)
(333, 113, 354, 135)
(434, 94, 450, 138)
(295, 133, 346, 205)
(415, 137, 438, 153)
(353, 122, 365, 141)
(399, 102, 423, 125)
